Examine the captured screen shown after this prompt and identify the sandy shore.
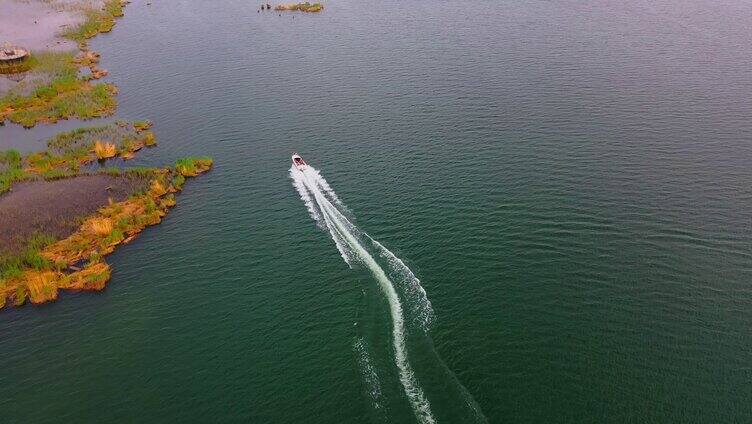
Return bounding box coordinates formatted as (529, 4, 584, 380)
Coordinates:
(0, 174, 149, 255)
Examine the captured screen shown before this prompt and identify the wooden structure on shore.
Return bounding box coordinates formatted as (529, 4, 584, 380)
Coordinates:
(0, 45, 31, 74)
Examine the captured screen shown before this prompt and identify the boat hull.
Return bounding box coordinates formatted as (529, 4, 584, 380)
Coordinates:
(291, 153, 307, 171)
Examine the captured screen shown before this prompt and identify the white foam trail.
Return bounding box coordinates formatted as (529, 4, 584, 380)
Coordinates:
(291, 168, 355, 265)
(304, 165, 348, 211)
(292, 170, 322, 224)
(371, 238, 435, 333)
(354, 337, 383, 410)
(292, 165, 435, 424)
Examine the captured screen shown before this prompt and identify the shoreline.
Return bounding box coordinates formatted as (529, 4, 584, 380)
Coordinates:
(0, 0, 124, 127)
(0, 1, 214, 309)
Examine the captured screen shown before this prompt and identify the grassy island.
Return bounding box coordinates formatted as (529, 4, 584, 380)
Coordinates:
(0, 125, 213, 308)
(274, 2, 324, 12)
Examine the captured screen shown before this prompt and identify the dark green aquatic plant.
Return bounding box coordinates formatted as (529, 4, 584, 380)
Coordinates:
(0, 150, 28, 194)
(175, 157, 214, 177)
(0, 233, 57, 282)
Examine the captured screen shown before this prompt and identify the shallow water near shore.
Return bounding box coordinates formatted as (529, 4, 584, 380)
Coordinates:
(2, 0, 752, 422)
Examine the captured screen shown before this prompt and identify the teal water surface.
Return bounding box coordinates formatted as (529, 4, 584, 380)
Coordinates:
(2, 0, 752, 422)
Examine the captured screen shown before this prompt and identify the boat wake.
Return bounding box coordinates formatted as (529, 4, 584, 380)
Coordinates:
(291, 162, 486, 423)
(354, 336, 384, 412)
(292, 164, 435, 423)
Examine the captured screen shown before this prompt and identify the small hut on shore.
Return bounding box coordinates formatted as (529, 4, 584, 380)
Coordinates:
(0, 44, 31, 74)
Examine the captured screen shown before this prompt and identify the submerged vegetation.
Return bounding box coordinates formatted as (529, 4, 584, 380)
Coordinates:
(274, 2, 324, 12)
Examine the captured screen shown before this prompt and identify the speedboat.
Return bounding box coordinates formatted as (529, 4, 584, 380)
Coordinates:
(292, 153, 307, 171)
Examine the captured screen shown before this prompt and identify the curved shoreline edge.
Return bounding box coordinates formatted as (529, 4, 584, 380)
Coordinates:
(0, 0, 127, 128)
(0, 2, 214, 309)
(0, 157, 213, 309)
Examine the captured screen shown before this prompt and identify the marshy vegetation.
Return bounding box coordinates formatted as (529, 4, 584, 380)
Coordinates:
(0, 0, 215, 309)
(0, 81, 117, 127)
(0, 233, 57, 284)
(133, 120, 153, 131)
(0, 50, 117, 127)
(0, 120, 213, 308)
(93, 140, 117, 159)
(274, 2, 324, 12)
(62, 0, 127, 48)
(0, 0, 126, 127)
(0, 51, 79, 98)
(0, 150, 26, 194)
(0, 147, 213, 308)
(0, 121, 157, 193)
(175, 157, 214, 177)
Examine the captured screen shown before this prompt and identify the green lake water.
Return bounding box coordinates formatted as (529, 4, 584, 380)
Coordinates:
(2, 0, 752, 422)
